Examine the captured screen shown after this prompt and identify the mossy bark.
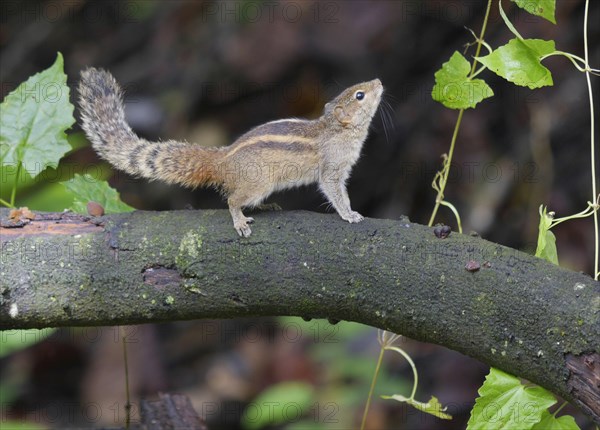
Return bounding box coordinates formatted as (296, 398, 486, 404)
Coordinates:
(1, 209, 598, 423)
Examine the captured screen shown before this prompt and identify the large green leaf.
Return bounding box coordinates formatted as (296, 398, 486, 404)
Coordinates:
(242, 381, 315, 429)
(0, 53, 74, 178)
(511, 0, 556, 24)
(432, 51, 493, 110)
(477, 39, 555, 89)
(62, 174, 134, 214)
(467, 368, 556, 430)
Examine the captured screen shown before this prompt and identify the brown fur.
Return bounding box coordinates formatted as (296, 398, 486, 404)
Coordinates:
(78, 68, 383, 236)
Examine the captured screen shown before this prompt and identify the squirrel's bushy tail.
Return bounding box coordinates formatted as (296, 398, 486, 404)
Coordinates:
(78, 68, 224, 189)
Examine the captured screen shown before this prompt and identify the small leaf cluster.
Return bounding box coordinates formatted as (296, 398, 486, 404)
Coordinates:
(431, 0, 589, 428)
(432, 0, 558, 110)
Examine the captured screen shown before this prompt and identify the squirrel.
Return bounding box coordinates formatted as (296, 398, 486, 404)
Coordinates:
(78, 68, 383, 237)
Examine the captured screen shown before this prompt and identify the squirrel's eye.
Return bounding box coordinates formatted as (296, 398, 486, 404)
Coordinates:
(355, 91, 365, 100)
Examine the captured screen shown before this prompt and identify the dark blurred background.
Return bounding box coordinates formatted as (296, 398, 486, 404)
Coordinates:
(1, 0, 598, 429)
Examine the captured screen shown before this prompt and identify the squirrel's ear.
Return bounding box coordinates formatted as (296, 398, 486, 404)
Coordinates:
(334, 106, 352, 126)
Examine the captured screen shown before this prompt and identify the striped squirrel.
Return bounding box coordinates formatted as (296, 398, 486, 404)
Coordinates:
(78, 69, 383, 237)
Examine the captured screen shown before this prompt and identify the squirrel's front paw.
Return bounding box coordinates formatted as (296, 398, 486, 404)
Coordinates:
(343, 211, 364, 223)
(234, 217, 254, 237)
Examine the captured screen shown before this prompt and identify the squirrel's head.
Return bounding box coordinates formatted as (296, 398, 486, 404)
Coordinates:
(324, 79, 383, 130)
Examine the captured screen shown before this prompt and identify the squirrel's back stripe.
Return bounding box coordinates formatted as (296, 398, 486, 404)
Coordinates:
(226, 134, 314, 158)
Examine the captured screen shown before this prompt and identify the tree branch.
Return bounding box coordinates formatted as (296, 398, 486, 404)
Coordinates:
(1, 209, 598, 423)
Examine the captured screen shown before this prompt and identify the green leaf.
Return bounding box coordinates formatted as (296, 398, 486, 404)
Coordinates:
(432, 51, 494, 109)
(537, 229, 558, 264)
(0, 53, 74, 178)
(242, 381, 315, 429)
(286, 421, 327, 430)
(511, 0, 556, 24)
(0, 329, 56, 358)
(535, 205, 558, 265)
(477, 38, 555, 89)
(382, 394, 452, 420)
(467, 368, 556, 430)
(0, 421, 48, 430)
(62, 174, 134, 214)
(532, 410, 580, 430)
(19, 182, 79, 212)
